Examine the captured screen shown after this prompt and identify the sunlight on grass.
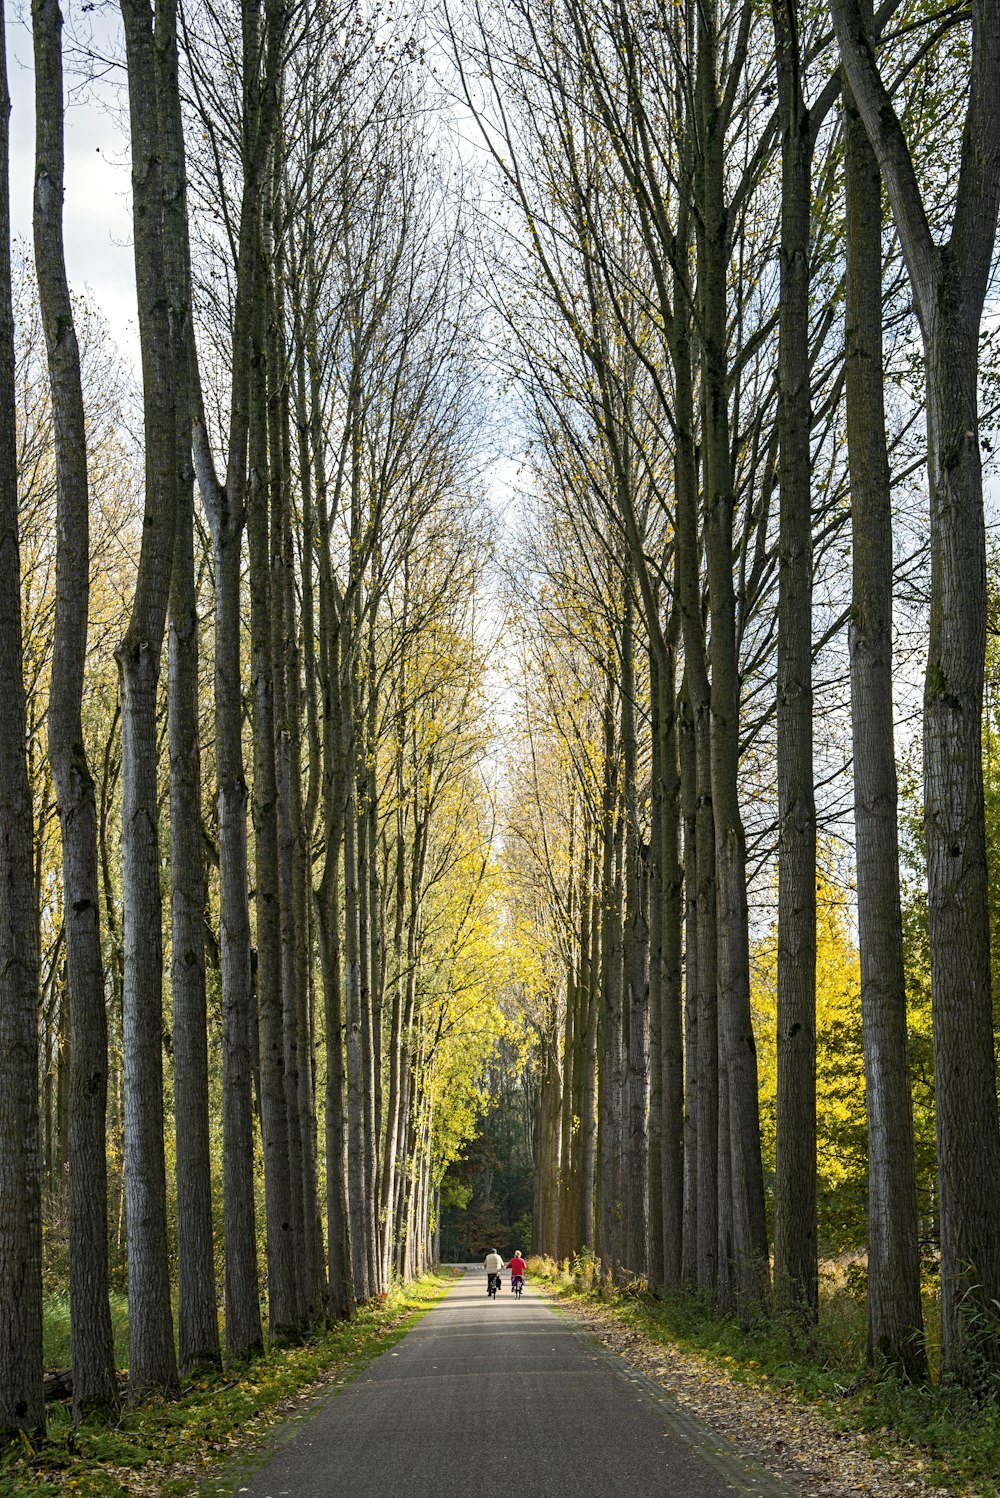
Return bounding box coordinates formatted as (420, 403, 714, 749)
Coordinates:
(528, 1254, 1000, 1497)
(3, 1272, 455, 1498)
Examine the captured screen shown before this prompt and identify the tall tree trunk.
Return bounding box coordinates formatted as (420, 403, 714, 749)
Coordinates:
(773, 0, 818, 1320)
(597, 669, 622, 1276)
(357, 628, 381, 1293)
(560, 900, 578, 1259)
(679, 679, 699, 1288)
(305, 282, 353, 1320)
(317, 862, 355, 1320)
(671, 269, 717, 1295)
(621, 591, 649, 1276)
(365, 636, 384, 1290)
(168, 426, 220, 1374)
(0, 0, 45, 1436)
(341, 606, 371, 1301)
(648, 658, 665, 1287)
(248, 275, 298, 1340)
(581, 861, 600, 1253)
(292, 308, 327, 1318)
(380, 651, 408, 1283)
(660, 628, 685, 1288)
(32, 0, 117, 1415)
(833, 0, 1000, 1379)
(266, 211, 309, 1328)
(211, 522, 263, 1359)
(843, 65, 925, 1377)
(697, 2, 769, 1320)
(186, 0, 288, 1363)
(117, 0, 182, 1396)
(158, 0, 220, 1371)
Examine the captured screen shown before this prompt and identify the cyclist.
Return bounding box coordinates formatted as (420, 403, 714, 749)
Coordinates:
(508, 1249, 526, 1295)
(484, 1248, 504, 1296)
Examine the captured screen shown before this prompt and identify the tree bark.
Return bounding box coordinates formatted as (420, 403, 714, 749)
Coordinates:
(648, 661, 665, 1286)
(597, 668, 623, 1276)
(579, 837, 599, 1252)
(843, 61, 925, 1377)
(0, 0, 45, 1437)
(697, 1, 769, 1320)
(32, 0, 117, 1415)
(832, 0, 1000, 1377)
(659, 628, 685, 1287)
(117, 0, 184, 1396)
(679, 679, 699, 1288)
(621, 591, 649, 1277)
(773, 0, 818, 1320)
(168, 423, 220, 1374)
(266, 200, 309, 1329)
(248, 265, 299, 1340)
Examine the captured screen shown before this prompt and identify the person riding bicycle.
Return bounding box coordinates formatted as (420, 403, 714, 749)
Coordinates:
(508, 1250, 526, 1294)
(484, 1248, 504, 1296)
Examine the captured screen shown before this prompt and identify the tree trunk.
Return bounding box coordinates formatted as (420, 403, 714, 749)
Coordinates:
(621, 591, 649, 1278)
(292, 318, 327, 1319)
(341, 606, 371, 1301)
(266, 212, 309, 1329)
(380, 689, 408, 1285)
(697, 5, 769, 1319)
(118, 0, 184, 1396)
(597, 671, 623, 1276)
(32, 0, 117, 1415)
(356, 631, 381, 1293)
(168, 428, 220, 1374)
(773, 0, 818, 1320)
(248, 286, 298, 1340)
(923, 319, 1000, 1373)
(648, 660, 665, 1287)
(0, 0, 45, 1435)
(317, 864, 355, 1320)
(579, 842, 599, 1252)
(832, 0, 1000, 1378)
(659, 630, 685, 1288)
(843, 65, 925, 1377)
(679, 680, 699, 1288)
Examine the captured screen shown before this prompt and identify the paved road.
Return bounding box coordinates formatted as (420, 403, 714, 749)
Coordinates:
(231, 1269, 793, 1498)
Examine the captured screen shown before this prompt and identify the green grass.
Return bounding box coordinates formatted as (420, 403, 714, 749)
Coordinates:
(529, 1255, 1000, 1497)
(2, 1272, 456, 1498)
(42, 1292, 131, 1372)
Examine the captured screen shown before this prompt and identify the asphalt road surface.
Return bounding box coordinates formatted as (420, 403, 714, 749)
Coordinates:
(230, 1268, 794, 1498)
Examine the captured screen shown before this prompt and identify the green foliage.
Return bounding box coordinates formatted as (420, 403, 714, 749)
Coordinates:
(508, 1212, 533, 1256)
(1, 1274, 455, 1498)
(438, 1036, 535, 1260)
(752, 860, 870, 1250)
(42, 1292, 129, 1372)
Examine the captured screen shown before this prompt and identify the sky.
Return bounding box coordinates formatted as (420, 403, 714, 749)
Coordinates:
(6, 4, 139, 368)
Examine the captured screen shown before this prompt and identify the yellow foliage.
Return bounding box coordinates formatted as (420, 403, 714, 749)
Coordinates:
(752, 860, 867, 1240)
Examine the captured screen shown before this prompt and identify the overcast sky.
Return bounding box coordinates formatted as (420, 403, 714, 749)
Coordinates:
(6, 3, 139, 367)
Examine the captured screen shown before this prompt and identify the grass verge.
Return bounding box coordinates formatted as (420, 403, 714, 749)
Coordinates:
(528, 1255, 1000, 1497)
(1, 1271, 457, 1498)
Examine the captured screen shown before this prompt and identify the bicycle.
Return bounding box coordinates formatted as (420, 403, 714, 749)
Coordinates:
(487, 1272, 501, 1298)
(511, 1274, 524, 1298)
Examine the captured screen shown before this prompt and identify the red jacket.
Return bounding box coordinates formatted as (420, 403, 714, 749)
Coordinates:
(508, 1255, 526, 1278)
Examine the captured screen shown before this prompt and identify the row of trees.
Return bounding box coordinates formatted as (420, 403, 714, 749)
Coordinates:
(1, 0, 503, 1441)
(477, 0, 1000, 1386)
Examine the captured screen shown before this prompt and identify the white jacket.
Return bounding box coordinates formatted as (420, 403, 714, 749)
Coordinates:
(484, 1252, 504, 1273)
